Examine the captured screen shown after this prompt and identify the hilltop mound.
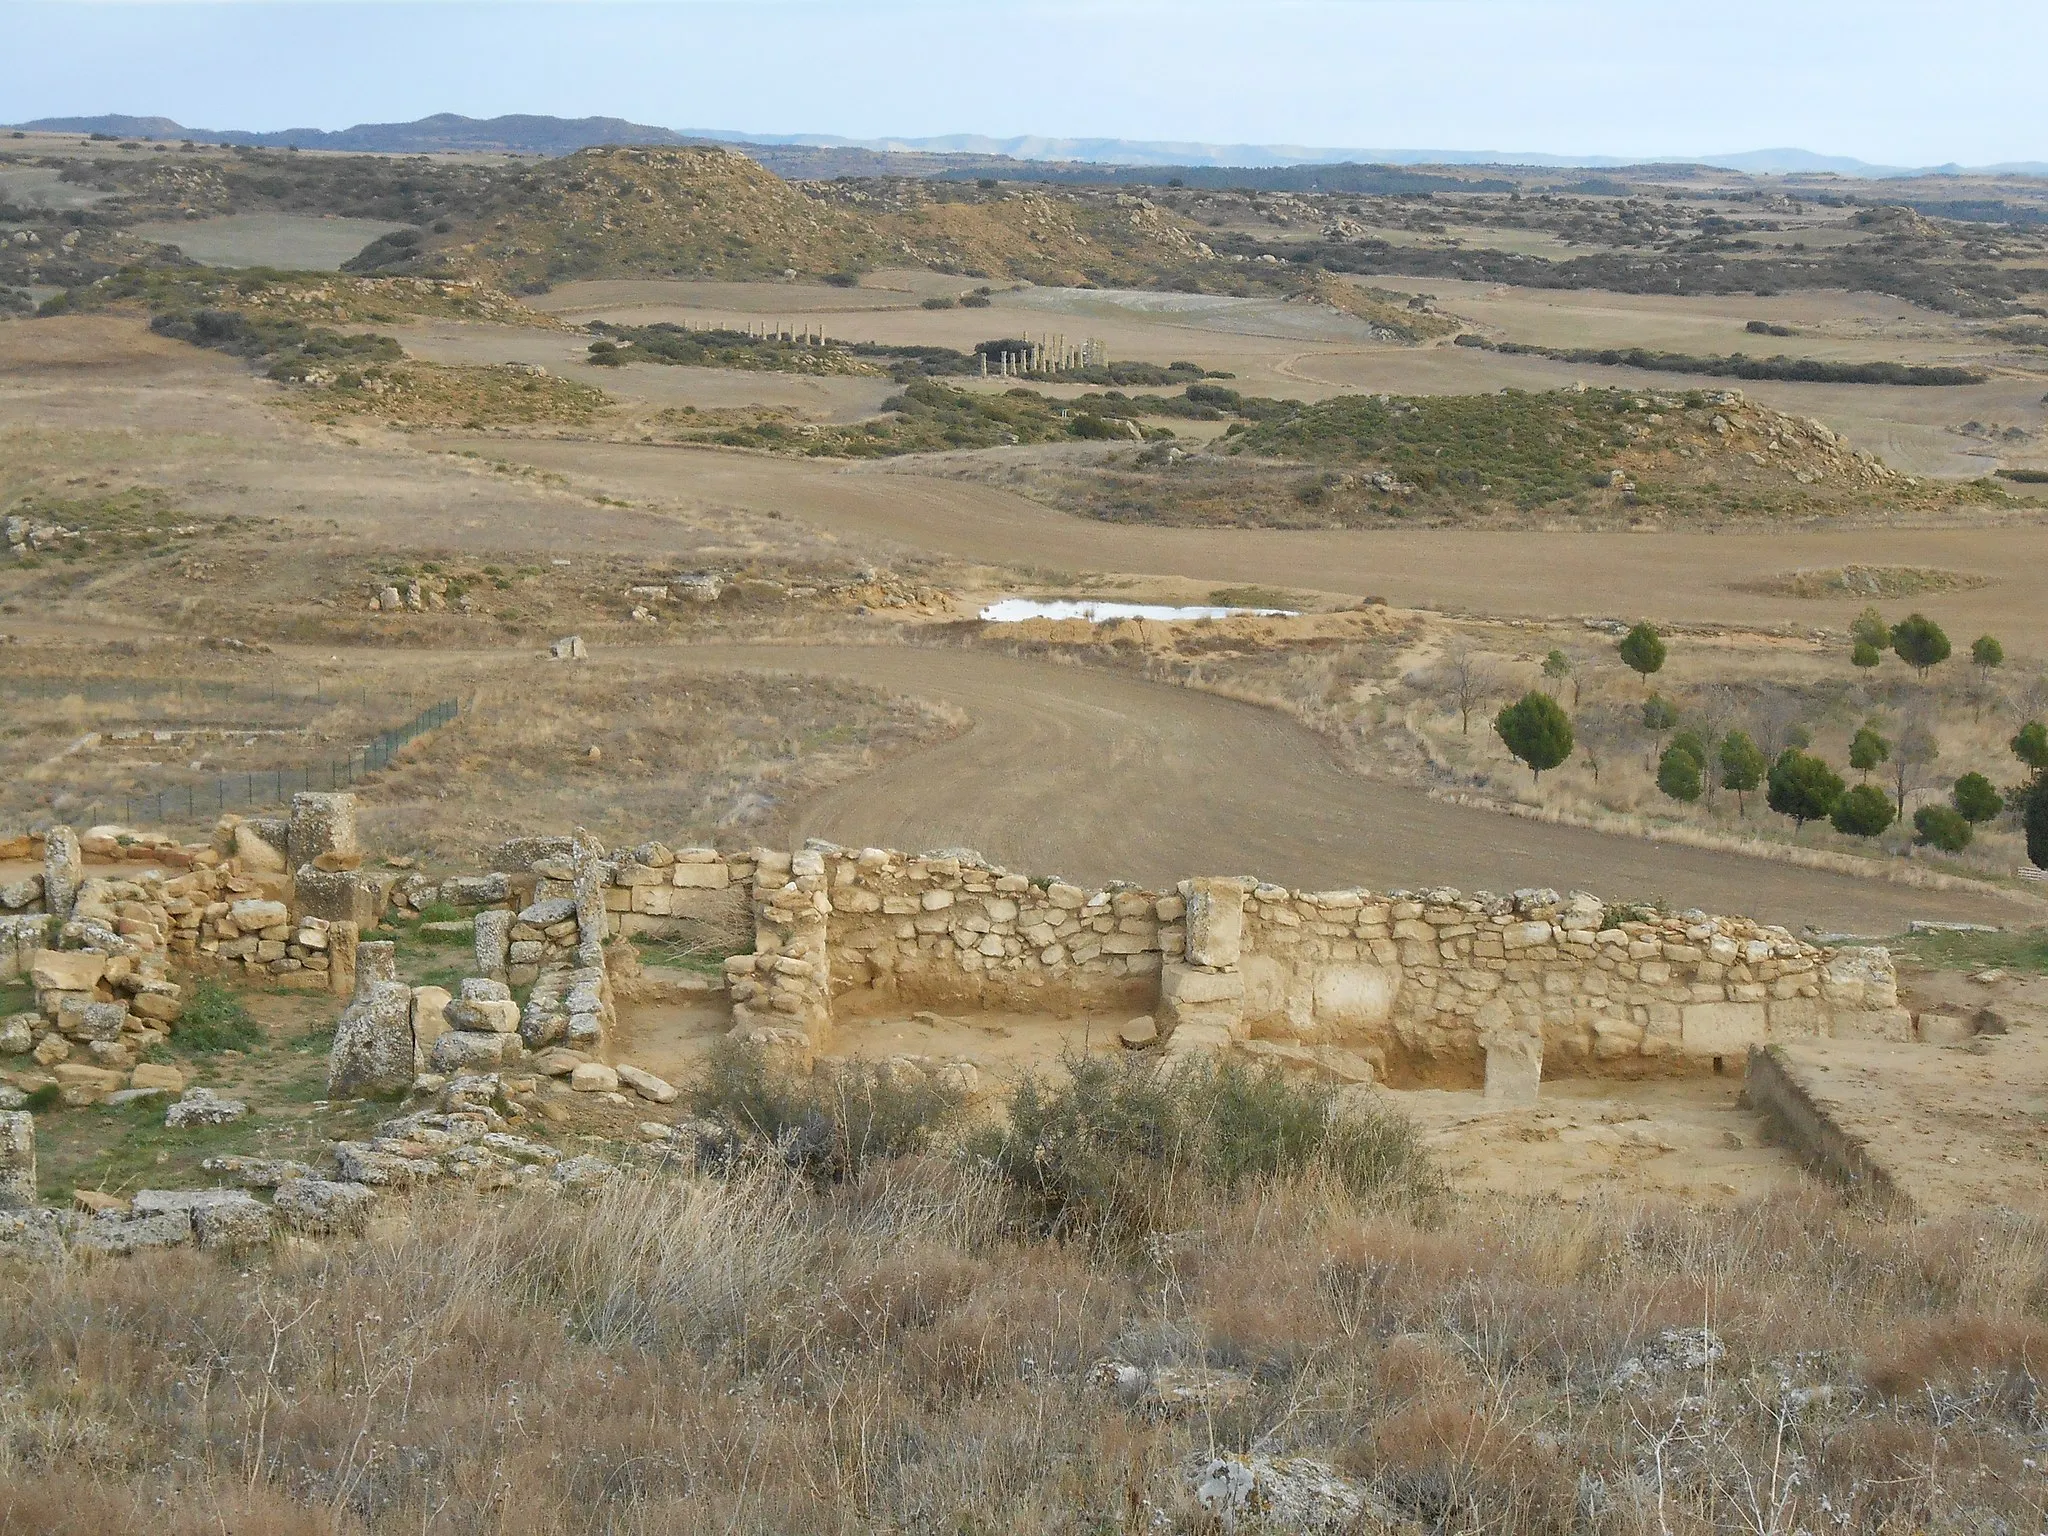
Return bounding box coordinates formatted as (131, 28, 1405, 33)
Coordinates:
(337, 147, 1233, 291)
(346, 146, 892, 286)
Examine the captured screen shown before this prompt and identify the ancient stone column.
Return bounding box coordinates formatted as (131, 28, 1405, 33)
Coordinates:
(0, 1110, 35, 1210)
(42, 826, 81, 923)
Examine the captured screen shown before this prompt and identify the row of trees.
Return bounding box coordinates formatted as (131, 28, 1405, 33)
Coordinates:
(1488, 621, 2048, 867)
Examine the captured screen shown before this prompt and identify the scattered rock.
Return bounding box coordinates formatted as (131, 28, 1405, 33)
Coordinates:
(615, 1063, 677, 1103)
(272, 1177, 377, 1235)
(1187, 1453, 1388, 1533)
(71, 1207, 194, 1256)
(570, 1062, 620, 1093)
(201, 1155, 318, 1188)
(1119, 1015, 1158, 1048)
(165, 1086, 249, 1128)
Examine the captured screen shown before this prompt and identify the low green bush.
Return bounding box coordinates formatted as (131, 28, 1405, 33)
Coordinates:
(974, 1051, 1438, 1243)
(688, 1037, 965, 1182)
(172, 981, 264, 1054)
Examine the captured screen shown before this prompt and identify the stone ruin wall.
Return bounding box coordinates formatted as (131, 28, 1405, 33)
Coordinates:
(5, 795, 1911, 1102)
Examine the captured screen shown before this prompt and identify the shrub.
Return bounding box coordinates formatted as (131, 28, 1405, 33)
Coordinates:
(1889, 612, 1951, 676)
(173, 981, 263, 1054)
(688, 1037, 964, 1182)
(1767, 748, 1844, 830)
(2029, 777, 2048, 870)
(976, 1051, 1437, 1242)
(1618, 622, 1666, 681)
(1914, 804, 1974, 853)
(1953, 772, 2004, 824)
(1850, 606, 1889, 649)
(1718, 730, 1767, 812)
(1831, 782, 1897, 838)
(1495, 691, 1574, 781)
(1657, 744, 1703, 802)
(1641, 693, 1678, 738)
(24, 1082, 61, 1113)
(1972, 634, 2004, 669)
(1851, 639, 1882, 669)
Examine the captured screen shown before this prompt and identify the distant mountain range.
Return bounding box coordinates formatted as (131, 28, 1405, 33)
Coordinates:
(11, 112, 2046, 180)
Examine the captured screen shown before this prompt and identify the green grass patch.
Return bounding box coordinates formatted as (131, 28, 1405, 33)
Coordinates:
(170, 981, 264, 1055)
(0, 981, 34, 1019)
(1893, 927, 2048, 975)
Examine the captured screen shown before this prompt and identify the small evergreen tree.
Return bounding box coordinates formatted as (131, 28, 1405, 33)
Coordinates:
(1972, 634, 2004, 670)
(1889, 613, 1951, 676)
(1718, 730, 1766, 814)
(1541, 649, 1571, 695)
(1830, 783, 1896, 838)
(1848, 723, 1890, 780)
(1850, 606, 1889, 650)
(1657, 743, 1704, 802)
(1913, 804, 1973, 853)
(2012, 721, 2048, 775)
(1767, 748, 1845, 831)
(1851, 640, 1882, 669)
(2028, 777, 2048, 870)
(1494, 691, 1574, 782)
(1952, 771, 2003, 825)
(1618, 622, 1666, 684)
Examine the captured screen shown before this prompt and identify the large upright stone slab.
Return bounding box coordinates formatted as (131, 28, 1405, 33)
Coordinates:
(0, 1111, 35, 1209)
(474, 908, 511, 981)
(294, 866, 378, 930)
(42, 826, 81, 922)
(1183, 878, 1246, 970)
(287, 792, 359, 870)
(325, 941, 413, 1097)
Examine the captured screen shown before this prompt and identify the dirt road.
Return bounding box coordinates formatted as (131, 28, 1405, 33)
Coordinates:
(661, 643, 2028, 934)
(438, 435, 2048, 648)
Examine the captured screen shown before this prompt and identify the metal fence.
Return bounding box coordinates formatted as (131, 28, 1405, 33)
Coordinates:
(84, 697, 462, 829)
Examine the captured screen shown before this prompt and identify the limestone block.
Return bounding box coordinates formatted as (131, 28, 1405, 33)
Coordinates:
(328, 920, 360, 998)
(287, 792, 358, 869)
(0, 1013, 32, 1054)
(1184, 879, 1245, 969)
(129, 1061, 187, 1093)
(445, 997, 520, 1034)
(1821, 948, 1899, 1010)
(570, 1062, 620, 1093)
(42, 826, 82, 921)
(165, 1087, 248, 1127)
(1311, 964, 1399, 1033)
(1678, 1001, 1768, 1059)
(30, 949, 105, 993)
(411, 986, 453, 1049)
(631, 885, 674, 917)
(326, 980, 417, 1098)
(430, 1030, 521, 1072)
(1764, 996, 1826, 1038)
(1483, 1035, 1541, 1106)
(233, 824, 288, 873)
(616, 1063, 677, 1104)
(229, 898, 288, 931)
(474, 909, 512, 980)
(1162, 965, 1245, 1008)
(72, 1209, 195, 1255)
(0, 1111, 34, 1209)
(272, 1178, 377, 1235)
(293, 867, 378, 931)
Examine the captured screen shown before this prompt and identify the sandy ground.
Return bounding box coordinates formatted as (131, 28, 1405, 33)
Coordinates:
(1771, 1022, 2048, 1215)
(432, 434, 2048, 649)
(1397, 1076, 1798, 1204)
(126, 214, 407, 272)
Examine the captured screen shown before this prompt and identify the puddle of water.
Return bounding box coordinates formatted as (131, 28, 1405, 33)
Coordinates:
(979, 599, 1298, 624)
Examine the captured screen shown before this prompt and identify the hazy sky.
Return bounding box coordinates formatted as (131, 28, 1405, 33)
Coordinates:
(7, 1, 2043, 166)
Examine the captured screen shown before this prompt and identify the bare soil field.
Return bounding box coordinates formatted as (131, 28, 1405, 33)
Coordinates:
(434, 434, 2048, 645)
(126, 213, 409, 271)
(640, 641, 2028, 933)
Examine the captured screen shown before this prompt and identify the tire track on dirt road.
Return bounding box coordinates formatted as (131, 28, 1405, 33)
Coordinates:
(661, 643, 2028, 935)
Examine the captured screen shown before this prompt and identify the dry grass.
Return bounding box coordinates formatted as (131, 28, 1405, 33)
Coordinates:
(5, 1157, 2048, 1532)
(277, 360, 611, 430)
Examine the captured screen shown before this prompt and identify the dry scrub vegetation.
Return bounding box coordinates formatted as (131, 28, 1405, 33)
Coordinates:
(6, 1109, 2048, 1531)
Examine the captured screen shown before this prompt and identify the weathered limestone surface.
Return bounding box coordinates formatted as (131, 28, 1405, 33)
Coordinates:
(326, 943, 416, 1098)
